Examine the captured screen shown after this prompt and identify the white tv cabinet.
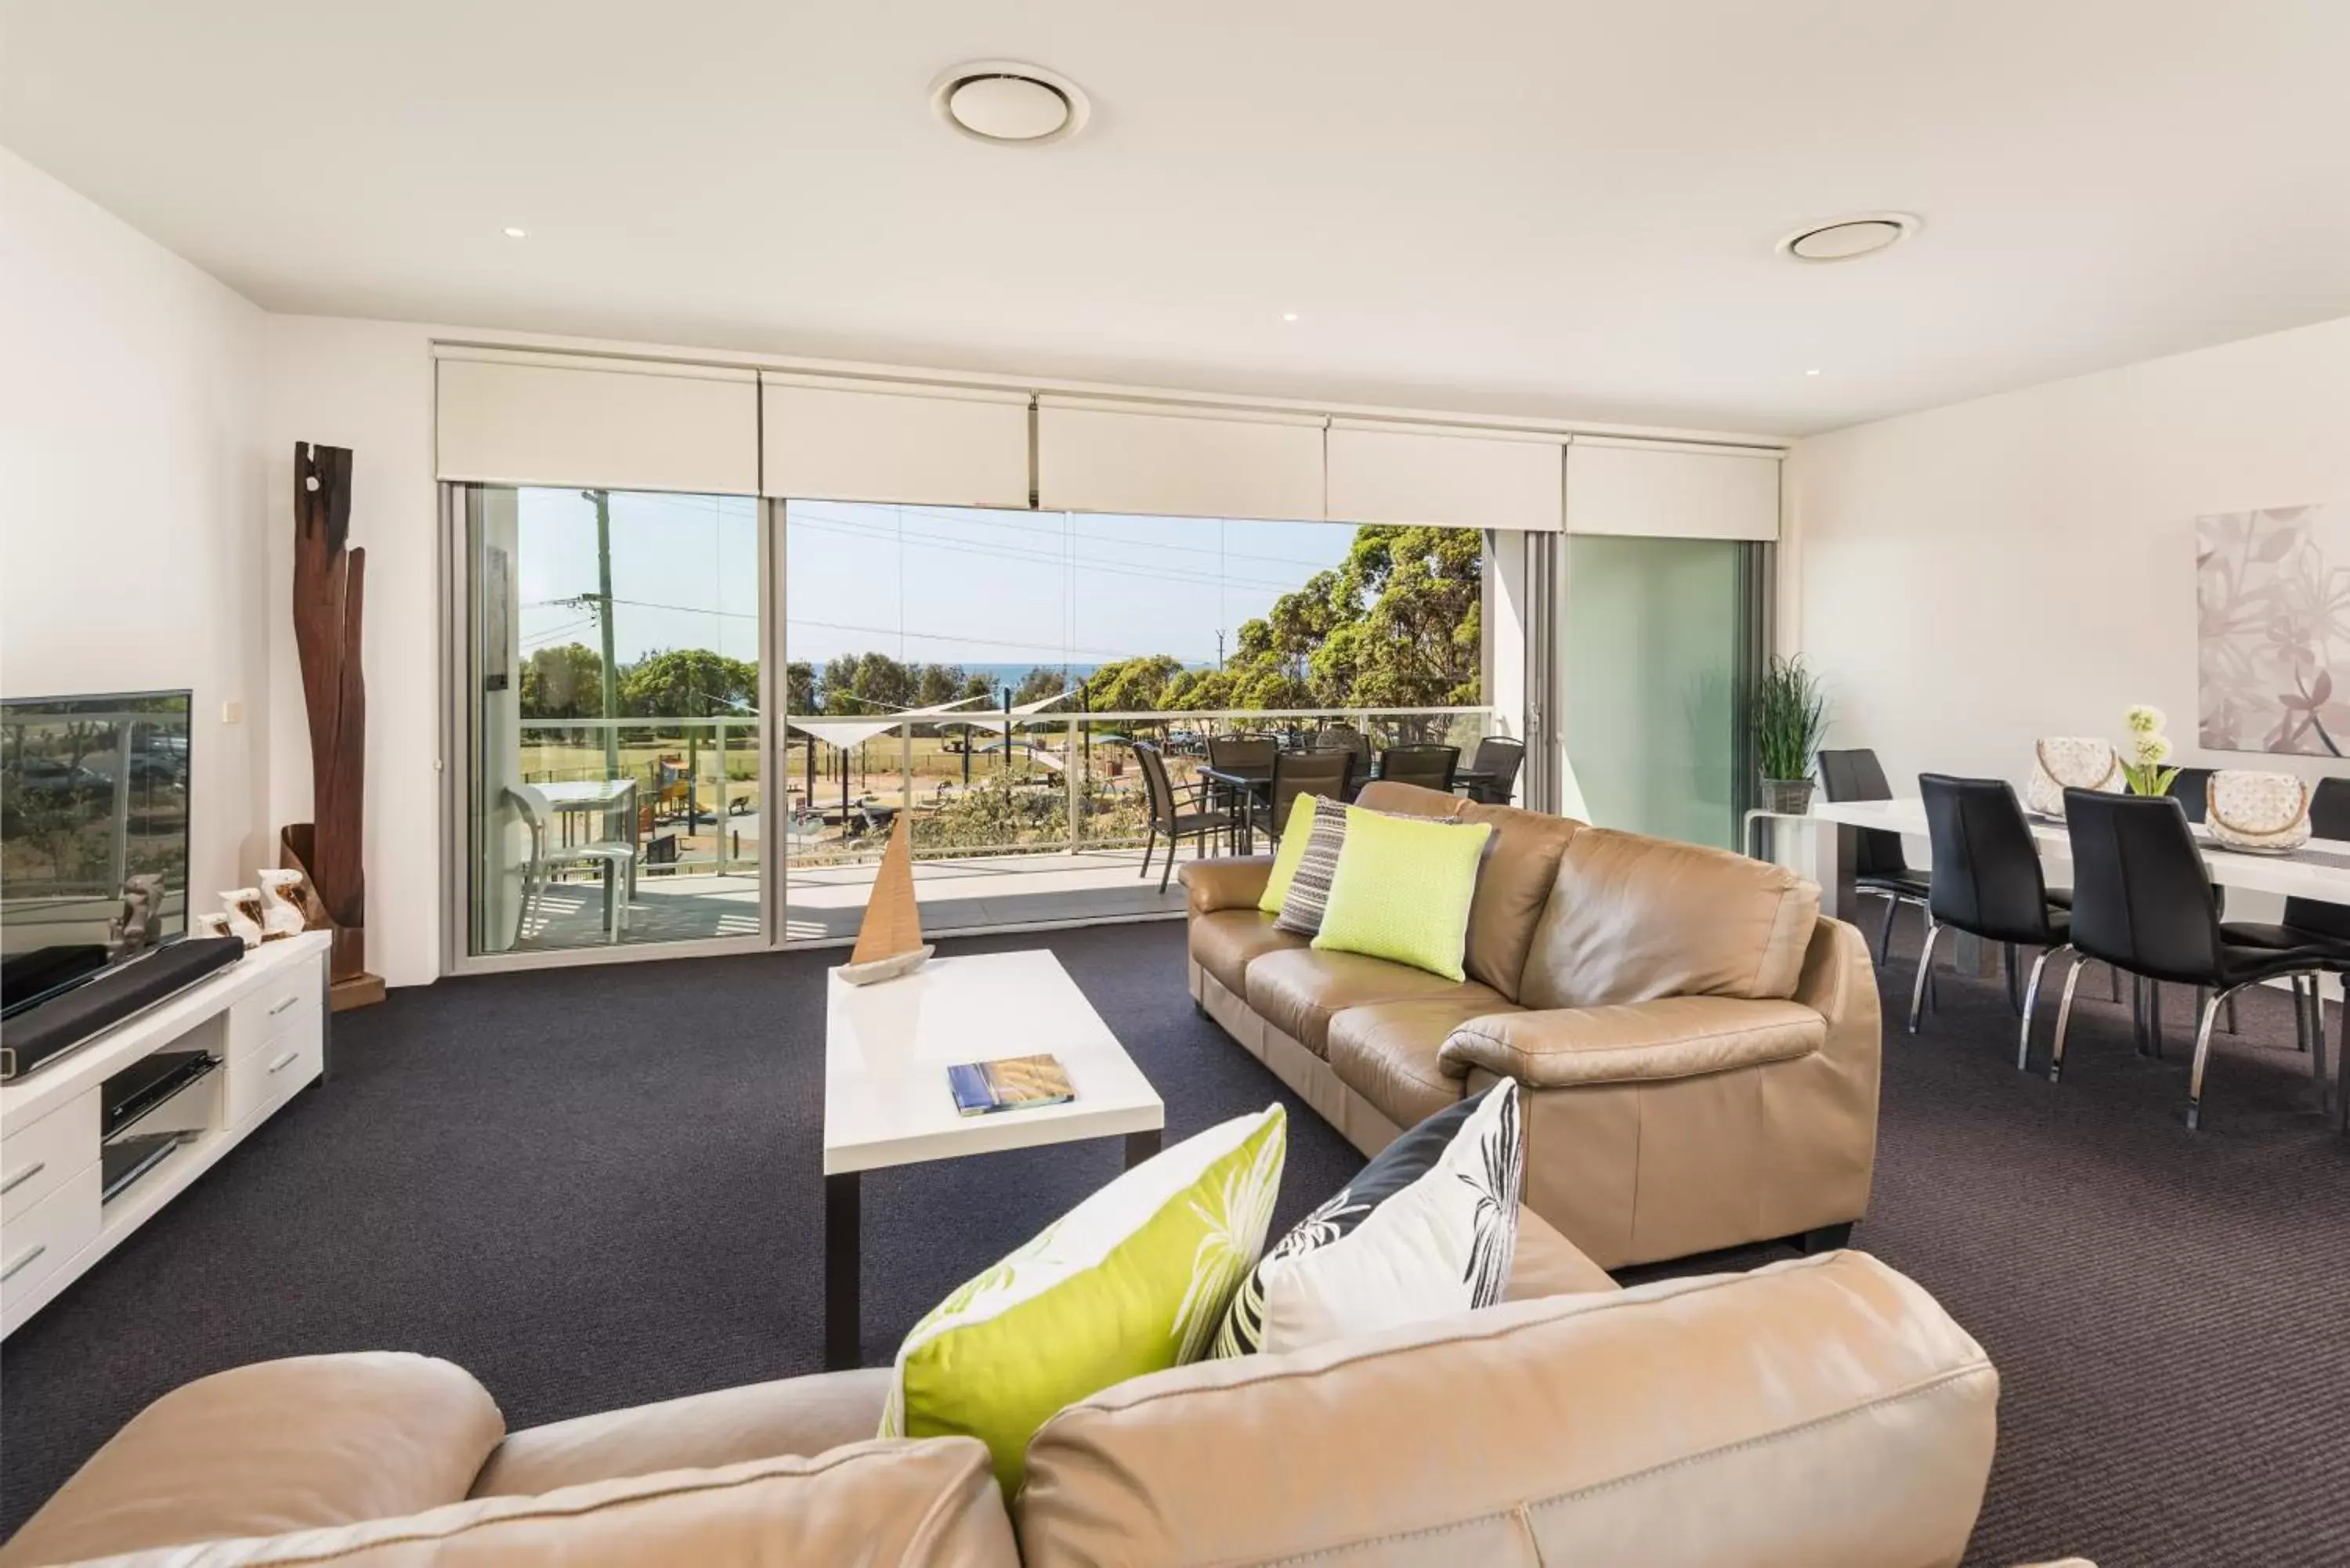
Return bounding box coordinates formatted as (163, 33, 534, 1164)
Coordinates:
(0, 929, 331, 1338)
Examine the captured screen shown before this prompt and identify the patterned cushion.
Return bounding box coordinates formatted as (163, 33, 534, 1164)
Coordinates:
(1212, 1082, 1522, 1357)
(1272, 804, 1350, 935)
(1256, 793, 1325, 915)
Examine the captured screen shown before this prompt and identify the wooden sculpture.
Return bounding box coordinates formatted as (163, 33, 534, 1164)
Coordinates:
(286, 442, 384, 1009)
(838, 814, 932, 985)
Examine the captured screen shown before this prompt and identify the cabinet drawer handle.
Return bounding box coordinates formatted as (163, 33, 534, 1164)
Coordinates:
(0, 1162, 47, 1198)
(2, 1243, 46, 1284)
(267, 993, 301, 1017)
(267, 1050, 300, 1075)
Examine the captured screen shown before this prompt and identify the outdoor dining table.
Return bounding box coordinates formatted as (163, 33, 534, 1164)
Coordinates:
(537, 777, 639, 852)
(1197, 759, 1499, 853)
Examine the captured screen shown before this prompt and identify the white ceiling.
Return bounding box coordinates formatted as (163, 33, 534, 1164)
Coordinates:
(4, 1, 2346, 436)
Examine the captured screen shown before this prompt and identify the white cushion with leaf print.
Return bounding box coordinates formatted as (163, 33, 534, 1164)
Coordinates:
(1213, 1081, 1520, 1358)
(880, 1104, 1286, 1491)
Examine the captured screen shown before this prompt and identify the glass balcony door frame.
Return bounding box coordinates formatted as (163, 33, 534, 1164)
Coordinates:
(437, 483, 786, 976)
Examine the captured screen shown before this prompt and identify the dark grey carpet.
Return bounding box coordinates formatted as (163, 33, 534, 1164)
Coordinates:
(4, 918, 2346, 1566)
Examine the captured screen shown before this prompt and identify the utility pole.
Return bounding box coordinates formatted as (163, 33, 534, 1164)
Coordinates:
(585, 489, 620, 778)
(1216, 629, 1226, 670)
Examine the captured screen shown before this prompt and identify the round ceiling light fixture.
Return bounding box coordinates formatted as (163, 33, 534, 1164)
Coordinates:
(933, 61, 1090, 146)
(1777, 211, 1919, 262)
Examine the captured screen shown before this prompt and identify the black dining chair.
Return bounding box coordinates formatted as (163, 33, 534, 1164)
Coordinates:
(2160, 766, 2241, 1038)
(1376, 744, 1459, 793)
(1204, 733, 1279, 849)
(1132, 742, 1223, 893)
(1260, 750, 1353, 844)
(1462, 735, 1526, 804)
(2051, 789, 2334, 1129)
(2211, 774, 2350, 1099)
(1908, 775, 2084, 1069)
(1817, 748, 1932, 966)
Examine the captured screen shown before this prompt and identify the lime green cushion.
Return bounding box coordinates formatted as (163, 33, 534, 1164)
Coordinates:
(880, 1105, 1287, 1491)
(1312, 810, 1495, 981)
(1256, 793, 1323, 914)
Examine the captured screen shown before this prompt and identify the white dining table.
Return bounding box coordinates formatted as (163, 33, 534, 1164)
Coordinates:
(1757, 797, 2350, 923)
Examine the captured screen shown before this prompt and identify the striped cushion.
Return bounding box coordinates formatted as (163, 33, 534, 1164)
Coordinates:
(1273, 807, 1351, 935)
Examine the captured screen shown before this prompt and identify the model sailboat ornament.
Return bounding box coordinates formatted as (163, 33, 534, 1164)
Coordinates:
(837, 814, 934, 986)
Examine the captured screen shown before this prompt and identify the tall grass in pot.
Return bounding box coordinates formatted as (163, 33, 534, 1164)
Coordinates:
(1755, 656, 1828, 813)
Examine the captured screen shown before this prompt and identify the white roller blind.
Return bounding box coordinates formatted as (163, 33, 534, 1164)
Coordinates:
(1565, 439, 1781, 541)
(1326, 420, 1563, 532)
(760, 374, 1029, 507)
(436, 350, 758, 494)
(1036, 396, 1325, 520)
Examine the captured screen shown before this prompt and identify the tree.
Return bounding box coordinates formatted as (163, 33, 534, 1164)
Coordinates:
(1014, 665, 1071, 706)
(1201, 526, 1482, 717)
(1084, 654, 1188, 714)
(519, 644, 606, 720)
(621, 649, 758, 782)
(915, 662, 974, 709)
(783, 660, 816, 717)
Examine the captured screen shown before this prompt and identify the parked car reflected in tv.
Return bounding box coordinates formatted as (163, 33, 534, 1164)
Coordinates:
(1, 690, 193, 1017)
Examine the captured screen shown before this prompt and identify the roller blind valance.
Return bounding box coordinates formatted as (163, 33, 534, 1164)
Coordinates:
(1325, 420, 1564, 533)
(1036, 396, 1326, 521)
(1564, 439, 1781, 541)
(436, 350, 759, 495)
(760, 374, 1029, 507)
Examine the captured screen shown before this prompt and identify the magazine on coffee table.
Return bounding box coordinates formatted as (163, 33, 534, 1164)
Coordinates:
(949, 1053, 1076, 1116)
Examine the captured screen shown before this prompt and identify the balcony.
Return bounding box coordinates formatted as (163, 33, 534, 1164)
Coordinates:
(500, 706, 1495, 951)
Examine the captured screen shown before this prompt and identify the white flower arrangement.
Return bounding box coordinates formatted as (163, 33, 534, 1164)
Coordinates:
(2120, 704, 2180, 796)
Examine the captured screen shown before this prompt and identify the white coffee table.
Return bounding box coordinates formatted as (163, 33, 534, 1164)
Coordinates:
(822, 949, 1165, 1368)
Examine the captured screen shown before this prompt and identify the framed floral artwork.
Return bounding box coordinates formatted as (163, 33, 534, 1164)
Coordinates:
(2196, 503, 2350, 756)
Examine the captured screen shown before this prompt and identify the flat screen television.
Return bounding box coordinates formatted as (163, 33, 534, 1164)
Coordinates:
(1, 691, 193, 1018)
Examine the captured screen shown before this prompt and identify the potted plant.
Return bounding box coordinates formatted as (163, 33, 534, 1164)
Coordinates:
(1755, 655, 1828, 814)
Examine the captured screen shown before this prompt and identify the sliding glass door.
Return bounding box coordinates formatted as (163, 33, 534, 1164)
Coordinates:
(1560, 534, 1759, 848)
(460, 484, 763, 958)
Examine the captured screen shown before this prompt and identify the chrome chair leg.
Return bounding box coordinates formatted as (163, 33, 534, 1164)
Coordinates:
(2018, 945, 2068, 1071)
(2186, 985, 2238, 1132)
(1875, 895, 1899, 968)
(2004, 943, 2023, 1015)
(2225, 992, 2239, 1035)
(2048, 953, 2088, 1082)
(1907, 921, 1944, 1034)
(2293, 976, 2311, 1054)
(2312, 979, 2330, 1107)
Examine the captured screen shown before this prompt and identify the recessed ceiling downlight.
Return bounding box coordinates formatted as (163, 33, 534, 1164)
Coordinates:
(933, 61, 1090, 145)
(1778, 212, 1919, 262)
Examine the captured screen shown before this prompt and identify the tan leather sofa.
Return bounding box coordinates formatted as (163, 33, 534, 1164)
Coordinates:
(2, 1212, 2001, 1568)
(1185, 782, 1882, 1270)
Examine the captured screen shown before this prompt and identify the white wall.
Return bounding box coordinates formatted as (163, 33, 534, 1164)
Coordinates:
(1789, 315, 2350, 797)
(0, 147, 270, 914)
(262, 317, 441, 987)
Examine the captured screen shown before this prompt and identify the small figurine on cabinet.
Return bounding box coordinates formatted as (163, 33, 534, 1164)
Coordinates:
(219, 889, 267, 948)
(257, 868, 313, 941)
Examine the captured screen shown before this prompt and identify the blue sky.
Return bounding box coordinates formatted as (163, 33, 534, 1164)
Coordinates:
(513, 493, 1354, 672)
